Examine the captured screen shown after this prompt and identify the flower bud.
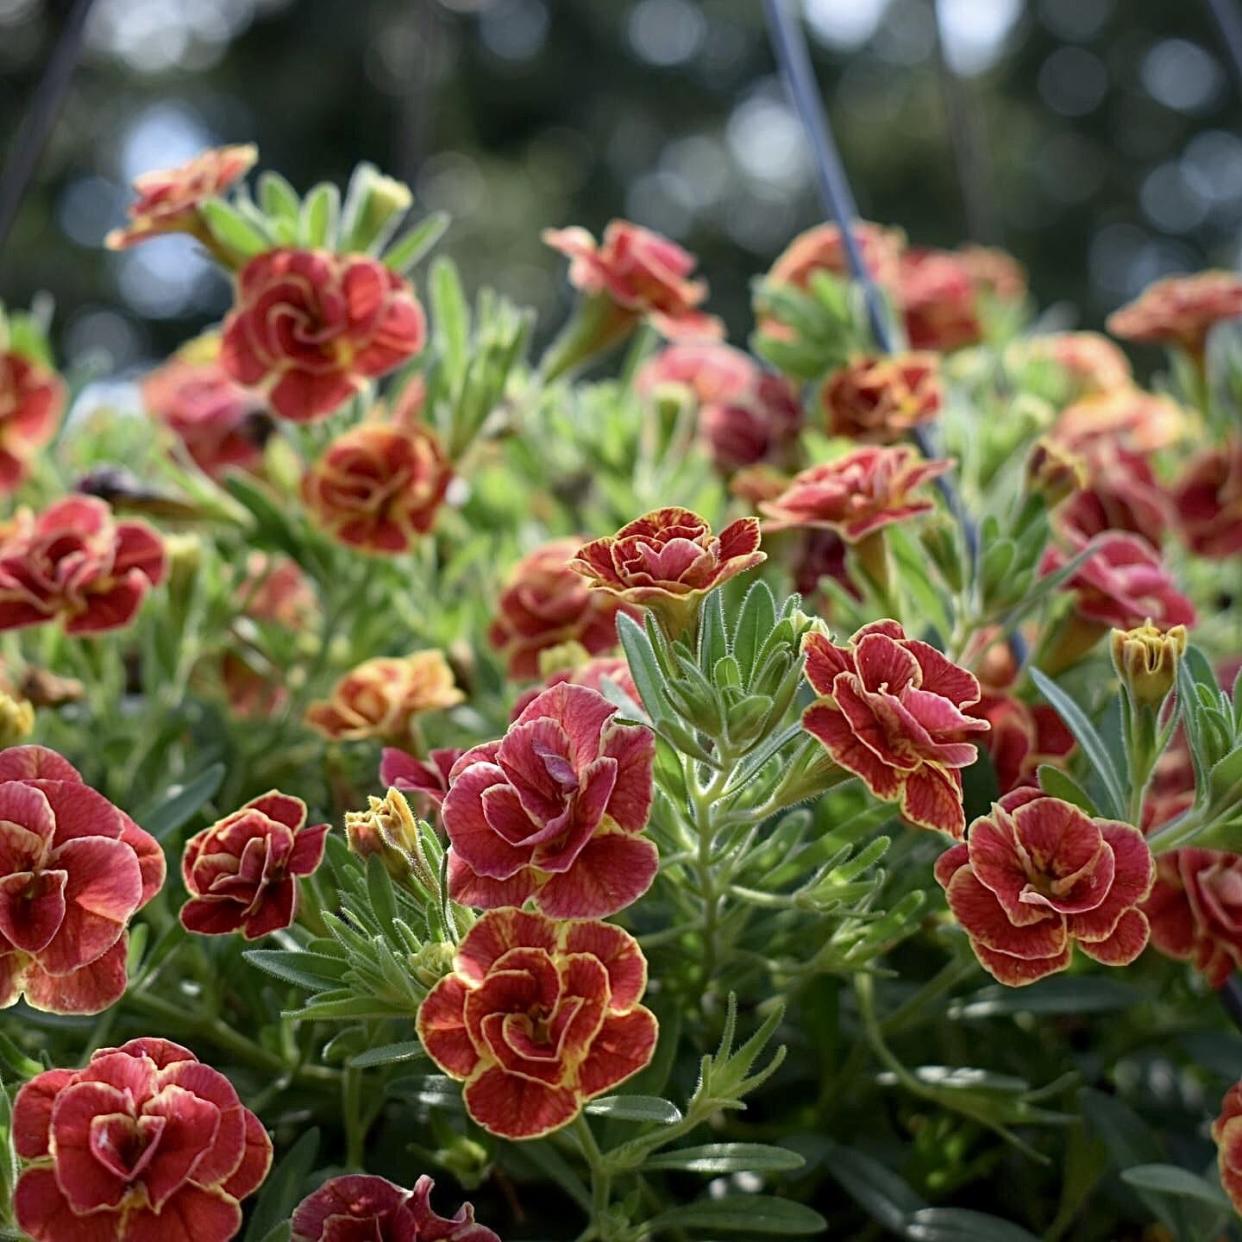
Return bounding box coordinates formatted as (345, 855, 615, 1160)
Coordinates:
(537, 639, 591, 680)
(345, 788, 426, 883)
(0, 692, 34, 746)
(1110, 619, 1187, 706)
(343, 164, 413, 251)
(409, 940, 456, 989)
(1025, 437, 1087, 508)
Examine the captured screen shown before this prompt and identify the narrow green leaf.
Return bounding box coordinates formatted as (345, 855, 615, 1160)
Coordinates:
(258, 171, 301, 222)
(139, 763, 225, 840)
(734, 580, 777, 682)
(1029, 669, 1126, 819)
(822, 1142, 926, 1231)
(243, 1129, 319, 1242)
(617, 612, 667, 721)
(1036, 764, 1097, 814)
(643, 1142, 805, 1174)
(243, 949, 348, 991)
(1120, 1164, 1230, 1209)
(384, 212, 450, 273)
(347, 1040, 428, 1069)
(199, 199, 271, 258)
(649, 1195, 825, 1235)
(584, 1094, 682, 1124)
(300, 182, 340, 248)
(906, 1208, 1042, 1241)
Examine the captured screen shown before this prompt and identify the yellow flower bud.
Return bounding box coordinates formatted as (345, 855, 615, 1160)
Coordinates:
(0, 692, 34, 747)
(344, 788, 425, 882)
(1110, 620, 1187, 706)
(536, 639, 590, 680)
(1025, 437, 1087, 508)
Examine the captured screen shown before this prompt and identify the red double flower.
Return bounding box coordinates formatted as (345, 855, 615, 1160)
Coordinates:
(802, 621, 988, 837)
(221, 249, 426, 423)
(105, 144, 257, 249)
(0, 350, 64, 492)
(13, 1038, 271, 1242)
(416, 907, 658, 1139)
(544, 219, 721, 340)
(0, 745, 163, 1014)
(766, 221, 905, 293)
(1144, 849, 1242, 989)
(0, 496, 165, 634)
(896, 248, 983, 352)
(1215, 1082, 1242, 1214)
(760, 447, 950, 542)
(819, 353, 941, 444)
(1107, 270, 1242, 359)
(935, 789, 1154, 986)
(443, 683, 657, 919)
(301, 421, 451, 553)
(292, 1173, 500, 1242)
(180, 792, 329, 939)
(1174, 445, 1242, 558)
(489, 539, 636, 680)
(571, 507, 764, 636)
(970, 693, 1074, 795)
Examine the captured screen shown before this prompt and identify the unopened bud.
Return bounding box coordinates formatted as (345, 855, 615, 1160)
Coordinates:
(1025, 437, 1087, 508)
(1111, 620, 1187, 707)
(344, 788, 423, 881)
(0, 692, 34, 746)
(537, 640, 590, 680)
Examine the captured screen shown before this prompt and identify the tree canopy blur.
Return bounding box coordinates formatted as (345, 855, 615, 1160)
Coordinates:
(1, 0, 1238, 375)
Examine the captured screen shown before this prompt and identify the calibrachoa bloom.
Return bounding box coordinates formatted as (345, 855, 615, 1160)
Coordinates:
(443, 683, 657, 919)
(0, 350, 64, 492)
(1059, 447, 1172, 549)
(1174, 445, 1242, 558)
(292, 1174, 500, 1242)
(0, 745, 164, 1013)
(935, 788, 1155, 985)
(958, 245, 1028, 304)
(970, 693, 1074, 795)
(221, 249, 427, 422)
(636, 340, 757, 404)
(571, 507, 764, 636)
(819, 353, 941, 444)
(306, 650, 464, 742)
(0, 496, 166, 634)
(380, 746, 467, 815)
(1013, 332, 1132, 399)
(1215, 1082, 1242, 1214)
(105, 143, 257, 249)
(416, 907, 658, 1139)
(13, 1038, 271, 1242)
(301, 421, 451, 553)
(698, 373, 803, 473)
(1107, 270, 1242, 359)
(1051, 389, 1187, 457)
(1040, 532, 1196, 631)
(897, 247, 983, 352)
(489, 539, 635, 680)
(142, 352, 270, 478)
(760, 447, 951, 542)
(802, 621, 989, 837)
(180, 792, 329, 939)
(1144, 849, 1242, 989)
(238, 551, 318, 628)
(766, 220, 905, 293)
(543, 219, 721, 339)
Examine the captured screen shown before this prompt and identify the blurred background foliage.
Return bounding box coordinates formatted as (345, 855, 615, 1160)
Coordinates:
(1, 0, 1239, 384)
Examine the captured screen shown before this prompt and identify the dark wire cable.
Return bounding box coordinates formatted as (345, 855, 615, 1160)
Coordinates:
(0, 0, 99, 260)
(1205, 0, 1242, 99)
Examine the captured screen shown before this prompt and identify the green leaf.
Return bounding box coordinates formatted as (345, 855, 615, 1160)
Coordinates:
(643, 1142, 805, 1174)
(258, 171, 301, 222)
(365, 855, 398, 931)
(1029, 669, 1126, 820)
(198, 199, 271, 258)
(256, 1227, 291, 1242)
(243, 949, 347, 991)
(347, 1040, 428, 1069)
(1036, 764, 1098, 814)
(734, 580, 777, 682)
(584, 1094, 682, 1124)
(822, 1143, 925, 1232)
(384, 212, 450, 273)
(905, 1208, 1042, 1241)
(243, 1129, 319, 1242)
(950, 976, 1142, 1019)
(139, 763, 225, 840)
(617, 612, 667, 722)
(1120, 1164, 1230, 1210)
(430, 256, 470, 389)
(699, 588, 728, 675)
(649, 1195, 826, 1235)
(300, 182, 340, 248)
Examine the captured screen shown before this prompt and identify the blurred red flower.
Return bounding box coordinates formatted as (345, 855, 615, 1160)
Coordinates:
(292, 1173, 500, 1242)
(105, 143, 257, 249)
(1013, 332, 1132, 399)
(760, 446, 950, 542)
(544, 220, 721, 339)
(301, 421, 451, 553)
(0, 351, 64, 492)
(766, 220, 905, 293)
(0, 496, 165, 634)
(572, 507, 764, 635)
(1215, 1082, 1242, 1213)
(819, 353, 941, 444)
(897, 248, 982, 352)
(221, 249, 426, 422)
(1040, 532, 1196, 631)
(936, 789, 1154, 986)
(1051, 389, 1187, 458)
(489, 539, 636, 680)
(0, 745, 163, 1013)
(802, 621, 988, 837)
(180, 792, 329, 939)
(14, 1037, 270, 1242)
(1058, 446, 1172, 549)
(1107, 270, 1242, 359)
(1174, 445, 1242, 558)
(416, 907, 657, 1139)
(380, 746, 467, 815)
(443, 683, 657, 919)
(307, 651, 463, 743)
(969, 693, 1074, 795)
(1144, 849, 1242, 989)
(142, 353, 269, 478)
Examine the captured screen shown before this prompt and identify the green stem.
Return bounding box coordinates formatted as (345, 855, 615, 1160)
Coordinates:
(343, 1066, 366, 1169)
(572, 1113, 612, 1240)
